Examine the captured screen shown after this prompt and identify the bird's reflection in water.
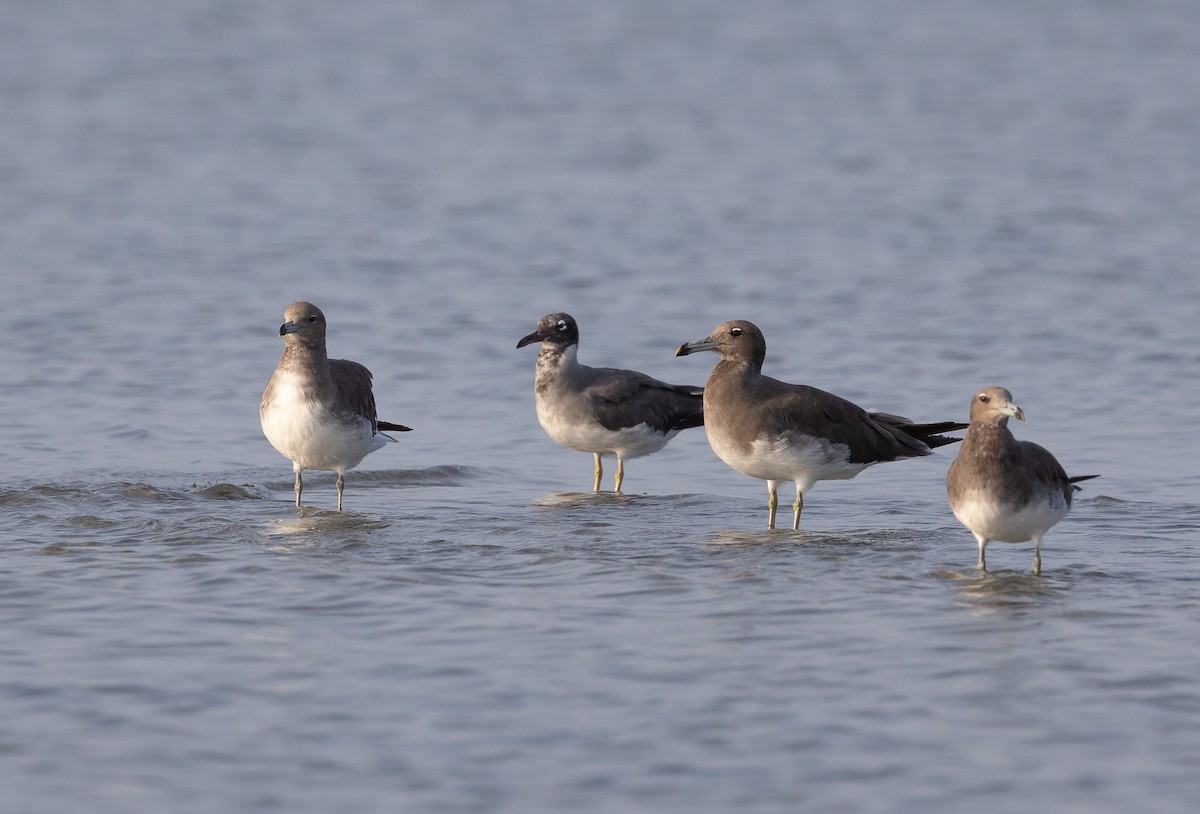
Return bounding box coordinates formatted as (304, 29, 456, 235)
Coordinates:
(936, 566, 1072, 613)
(704, 528, 808, 547)
(266, 507, 390, 538)
(532, 491, 634, 510)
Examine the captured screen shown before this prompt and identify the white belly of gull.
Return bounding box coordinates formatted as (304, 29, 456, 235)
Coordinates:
(951, 490, 1069, 543)
(709, 430, 869, 490)
(261, 372, 384, 473)
(535, 398, 673, 459)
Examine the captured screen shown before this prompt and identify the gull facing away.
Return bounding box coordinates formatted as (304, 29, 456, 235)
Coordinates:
(947, 386, 1098, 575)
(517, 312, 704, 493)
(676, 320, 966, 529)
(260, 301, 411, 510)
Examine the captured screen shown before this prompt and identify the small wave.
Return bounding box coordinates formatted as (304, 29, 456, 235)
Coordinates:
(0, 487, 45, 507)
(65, 515, 122, 530)
(5, 466, 478, 511)
(193, 483, 265, 501)
(102, 482, 191, 502)
(703, 528, 796, 546)
(532, 491, 708, 510)
(353, 465, 477, 486)
(266, 511, 391, 536)
(0, 481, 185, 507)
(264, 465, 476, 492)
(532, 491, 635, 509)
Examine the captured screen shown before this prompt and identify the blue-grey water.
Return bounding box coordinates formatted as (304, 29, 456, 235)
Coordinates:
(3, 1, 1199, 812)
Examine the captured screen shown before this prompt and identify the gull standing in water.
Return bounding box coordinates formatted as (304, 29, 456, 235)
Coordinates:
(261, 301, 411, 510)
(947, 386, 1097, 575)
(677, 320, 965, 529)
(517, 312, 704, 493)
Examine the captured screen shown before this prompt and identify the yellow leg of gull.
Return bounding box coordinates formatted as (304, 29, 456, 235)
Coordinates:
(593, 454, 603, 493)
(614, 457, 624, 494)
(293, 468, 303, 508)
(792, 489, 804, 531)
(766, 481, 778, 529)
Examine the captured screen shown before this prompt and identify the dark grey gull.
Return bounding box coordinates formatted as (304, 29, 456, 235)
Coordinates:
(946, 386, 1097, 575)
(676, 320, 966, 529)
(517, 312, 704, 493)
(260, 301, 411, 510)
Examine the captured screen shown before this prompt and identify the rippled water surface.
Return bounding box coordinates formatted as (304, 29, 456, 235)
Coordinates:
(3, 1, 1199, 812)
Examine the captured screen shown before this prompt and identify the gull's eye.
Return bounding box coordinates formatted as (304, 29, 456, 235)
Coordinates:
(557, 320, 568, 332)
(978, 393, 990, 404)
(307, 315, 319, 323)
(730, 327, 744, 337)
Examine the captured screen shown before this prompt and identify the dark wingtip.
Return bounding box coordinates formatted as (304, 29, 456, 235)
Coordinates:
(909, 420, 969, 448)
(671, 411, 706, 431)
(378, 421, 413, 432)
(1069, 474, 1099, 493)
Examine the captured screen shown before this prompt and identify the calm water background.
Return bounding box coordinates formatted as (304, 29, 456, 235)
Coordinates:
(2, 0, 1199, 811)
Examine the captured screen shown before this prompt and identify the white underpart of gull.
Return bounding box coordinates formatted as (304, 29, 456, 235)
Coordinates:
(676, 319, 967, 529)
(260, 301, 411, 511)
(946, 386, 1097, 575)
(517, 312, 704, 494)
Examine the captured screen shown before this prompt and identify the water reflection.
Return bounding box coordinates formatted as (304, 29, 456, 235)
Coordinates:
(532, 491, 633, 510)
(937, 567, 1071, 612)
(266, 508, 391, 537)
(704, 528, 807, 546)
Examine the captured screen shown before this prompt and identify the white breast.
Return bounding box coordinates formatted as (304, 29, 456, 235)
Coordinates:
(534, 390, 673, 459)
(707, 428, 869, 491)
(261, 370, 383, 472)
(950, 490, 1069, 543)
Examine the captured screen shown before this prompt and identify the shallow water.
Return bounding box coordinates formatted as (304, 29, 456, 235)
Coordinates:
(3, 1, 1200, 812)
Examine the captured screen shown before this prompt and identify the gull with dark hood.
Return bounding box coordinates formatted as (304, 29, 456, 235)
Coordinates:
(518, 312, 704, 493)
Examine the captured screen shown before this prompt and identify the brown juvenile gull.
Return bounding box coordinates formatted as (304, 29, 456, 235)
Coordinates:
(676, 320, 966, 529)
(947, 386, 1098, 575)
(260, 301, 411, 510)
(517, 312, 704, 493)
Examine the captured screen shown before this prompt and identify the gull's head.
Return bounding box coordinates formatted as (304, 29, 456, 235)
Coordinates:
(279, 301, 327, 347)
(969, 386, 1025, 425)
(517, 312, 580, 350)
(676, 320, 766, 367)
